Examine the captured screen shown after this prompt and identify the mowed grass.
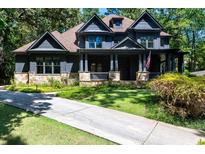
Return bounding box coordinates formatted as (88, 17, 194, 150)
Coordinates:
(0, 103, 115, 145)
(57, 85, 205, 131)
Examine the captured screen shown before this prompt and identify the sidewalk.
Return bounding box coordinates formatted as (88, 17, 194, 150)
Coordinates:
(0, 90, 204, 145)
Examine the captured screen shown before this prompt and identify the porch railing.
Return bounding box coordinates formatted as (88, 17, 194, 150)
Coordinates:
(90, 72, 109, 81)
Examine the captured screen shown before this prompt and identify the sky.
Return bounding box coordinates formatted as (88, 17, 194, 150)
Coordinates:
(99, 8, 107, 15)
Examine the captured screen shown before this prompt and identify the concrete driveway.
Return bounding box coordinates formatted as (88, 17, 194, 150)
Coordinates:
(0, 90, 205, 145)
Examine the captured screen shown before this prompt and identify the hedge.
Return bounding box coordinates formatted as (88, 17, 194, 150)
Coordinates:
(148, 73, 205, 118)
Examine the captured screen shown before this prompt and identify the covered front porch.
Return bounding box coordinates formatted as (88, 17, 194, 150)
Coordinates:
(78, 49, 185, 84)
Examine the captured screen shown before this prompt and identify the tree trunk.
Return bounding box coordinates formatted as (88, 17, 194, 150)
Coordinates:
(192, 30, 196, 71)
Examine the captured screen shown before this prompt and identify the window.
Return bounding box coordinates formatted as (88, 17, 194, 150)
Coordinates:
(88, 36, 103, 48)
(37, 57, 43, 74)
(114, 20, 122, 27)
(140, 37, 146, 47)
(160, 39, 165, 47)
(53, 57, 60, 74)
(45, 57, 52, 74)
(96, 36, 102, 48)
(148, 37, 154, 48)
(36, 57, 60, 74)
(140, 36, 154, 48)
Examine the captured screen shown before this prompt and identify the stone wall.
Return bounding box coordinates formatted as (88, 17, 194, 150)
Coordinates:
(109, 71, 120, 81)
(15, 73, 79, 85)
(29, 73, 79, 85)
(136, 72, 150, 81)
(14, 73, 29, 84)
(79, 72, 91, 81)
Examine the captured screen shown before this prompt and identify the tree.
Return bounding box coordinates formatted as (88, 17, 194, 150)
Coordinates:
(0, 8, 81, 83)
(80, 8, 100, 22)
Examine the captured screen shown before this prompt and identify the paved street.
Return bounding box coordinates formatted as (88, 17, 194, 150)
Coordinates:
(0, 90, 205, 145)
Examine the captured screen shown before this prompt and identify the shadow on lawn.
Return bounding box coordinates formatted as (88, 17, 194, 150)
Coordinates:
(0, 91, 53, 145)
(89, 88, 157, 108)
(65, 86, 157, 108)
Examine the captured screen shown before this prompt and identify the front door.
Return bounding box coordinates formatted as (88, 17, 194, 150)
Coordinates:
(119, 55, 137, 80)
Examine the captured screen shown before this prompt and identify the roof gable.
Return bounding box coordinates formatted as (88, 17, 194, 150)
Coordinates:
(77, 15, 113, 33)
(28, 32, 66, 51)
(129, 11, 163, 30)
(112, 37, 145, 49)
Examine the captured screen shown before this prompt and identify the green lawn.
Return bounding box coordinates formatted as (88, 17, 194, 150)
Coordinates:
(57, 85, 205, 131)
(0, 103, 115, 145)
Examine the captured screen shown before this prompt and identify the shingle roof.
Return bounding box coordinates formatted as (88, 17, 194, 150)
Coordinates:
(14, 31, 65, 52)
(102, 15, 134, 32)
(14, 14, 171, 53)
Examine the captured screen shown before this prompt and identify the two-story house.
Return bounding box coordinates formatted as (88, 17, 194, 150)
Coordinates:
(13, 11, 185, 85)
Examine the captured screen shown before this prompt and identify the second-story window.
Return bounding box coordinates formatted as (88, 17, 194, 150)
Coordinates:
(88, 36, 102, 48)
(140, 36, 154, 48)
(140, 37, 147, 47)
(148, 36, 154, 48)
(88, 36, 95, 48)
(96, 36, 102, 48)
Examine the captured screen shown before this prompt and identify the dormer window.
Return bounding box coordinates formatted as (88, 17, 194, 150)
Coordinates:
(114, 20, 122, 27)
(109, 17, 123, 29)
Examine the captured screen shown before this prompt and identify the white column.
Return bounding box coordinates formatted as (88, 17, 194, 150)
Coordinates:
(80, 54, 83, 72)
(85, 54, 88, 72)
(138, 54, 142, 72)
(143, 54, 147, 72)
(110, 54, 114, 71)
(115, 54, 118, 71)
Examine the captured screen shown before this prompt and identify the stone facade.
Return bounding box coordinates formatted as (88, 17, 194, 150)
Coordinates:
(15, 73, 79, 85)
(109, 71, 120, 81)
(14, 73, 29, 84)
(136, 72, 150, 81)
(79, 72, 91, 81)
(80, 81, 108, 87)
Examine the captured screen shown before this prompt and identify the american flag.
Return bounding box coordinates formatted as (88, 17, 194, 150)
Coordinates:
(146, 51, 151, 70)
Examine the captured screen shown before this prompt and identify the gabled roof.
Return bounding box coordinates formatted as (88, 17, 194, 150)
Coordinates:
(112, 37, 145, 49)
(28, 31, 67, 51)
(14, 13, 172, 53)
(129, 10, 163, 30)
(77, 14, 113, 33)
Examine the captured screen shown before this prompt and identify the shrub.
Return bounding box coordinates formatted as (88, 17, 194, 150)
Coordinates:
(148, 73, 205, 118)
(197, 139, 205, 145)
(48, 78, 63, 88)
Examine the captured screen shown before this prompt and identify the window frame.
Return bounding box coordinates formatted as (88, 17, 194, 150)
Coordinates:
(140, 36, 154, 49)
(87, 36, 103, 48)
(36, 57, 61, 75)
